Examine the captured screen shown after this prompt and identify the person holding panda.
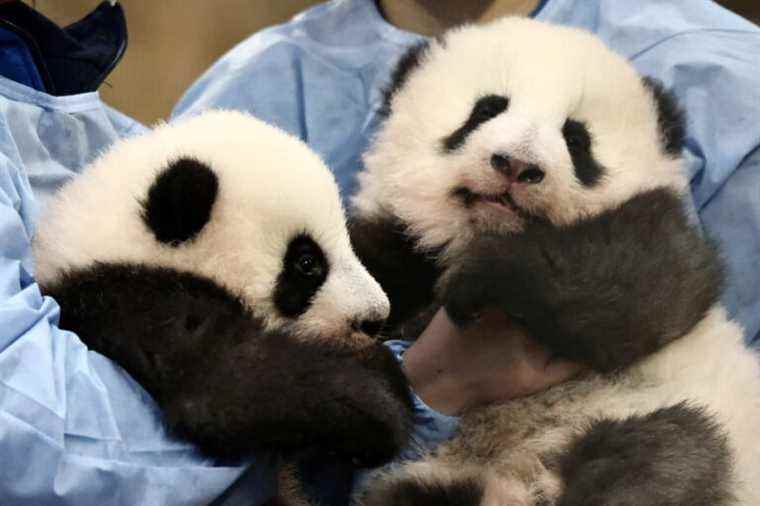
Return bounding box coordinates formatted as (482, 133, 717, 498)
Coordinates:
(173, 0, 760, 418)
(171, 0, 760, 503)
(0, 0, 758, 505)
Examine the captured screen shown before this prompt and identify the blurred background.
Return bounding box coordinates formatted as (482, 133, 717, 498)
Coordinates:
(24, 0, 760, 125)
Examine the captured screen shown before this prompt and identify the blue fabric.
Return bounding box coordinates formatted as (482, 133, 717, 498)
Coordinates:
(0, 27, 46, 92)
(0, 75, 267, 505)
(0, 0, 758, 504)
(0, 1, 128, 96)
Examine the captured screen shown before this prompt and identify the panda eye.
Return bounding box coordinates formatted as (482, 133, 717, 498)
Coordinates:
(442, 94, 509, 152)
(471, 95, 509, 122)
(296, 253, 323, 278)
(274, 234, 329, 318)
(562, 119, 592, 154)
(566, 135, 583, 150)
(562, 119, 605, 187)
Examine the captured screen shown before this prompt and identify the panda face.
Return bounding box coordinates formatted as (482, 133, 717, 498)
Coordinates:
(34, 110, 389, 339)
(353, 18, 688, 255)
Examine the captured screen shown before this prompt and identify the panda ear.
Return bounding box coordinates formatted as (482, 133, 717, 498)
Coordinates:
(379, 40, 430, 117)
(642, 77, 686, 156)
(141, 157, 219, 246)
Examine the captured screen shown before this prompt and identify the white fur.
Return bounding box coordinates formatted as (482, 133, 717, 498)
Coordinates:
(507, 307, 760, 503)
(33, 110, 389, 337)
(353, 17, 686, 257)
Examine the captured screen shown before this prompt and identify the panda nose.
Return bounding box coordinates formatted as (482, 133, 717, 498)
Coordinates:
(352, 318, 386, 337)
(490, 154, 545, 185)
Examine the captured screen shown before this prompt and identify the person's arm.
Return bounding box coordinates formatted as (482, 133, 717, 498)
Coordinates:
(0, 152, 260, 505)
(403, 308, 584, 416)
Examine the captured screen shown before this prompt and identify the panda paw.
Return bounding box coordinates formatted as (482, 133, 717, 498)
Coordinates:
(357, 463, 536, 506)
(438, 267, 498, 327)
(356, 467, 485, 506)
(437, 235, 530, 328)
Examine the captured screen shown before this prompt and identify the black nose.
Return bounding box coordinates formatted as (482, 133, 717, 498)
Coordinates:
(353, 318, 385, 337)
(490, 153, 511, 174)
(516, 166, 545, 184)
(490, 153, 544, 185)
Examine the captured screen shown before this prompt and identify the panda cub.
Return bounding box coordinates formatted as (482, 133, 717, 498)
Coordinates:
(33, 111, 413, 469)
(351, 18, 760, 505)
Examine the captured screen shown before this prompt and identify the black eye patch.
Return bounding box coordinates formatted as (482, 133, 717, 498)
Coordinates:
(442, 95, 509, 152)
(273, 234, 329, 318)
(562, 119, 605, 187)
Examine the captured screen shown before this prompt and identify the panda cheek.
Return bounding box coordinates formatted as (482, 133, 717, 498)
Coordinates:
(294, 294, 344, 336)
(305, 259, 391, 337)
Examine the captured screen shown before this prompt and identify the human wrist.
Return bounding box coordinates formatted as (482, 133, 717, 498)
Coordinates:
(401, 310, 481, 416)
(400, 307, 586, 416)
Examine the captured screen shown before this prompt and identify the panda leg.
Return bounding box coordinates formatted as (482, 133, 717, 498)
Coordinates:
(440, 189, 722, 373)
(357, 462, 486, 506)
(556, 403, 733, 506)
(348, 214, 441, 334)
(272, 463, 318, 506)
(356, 458, 543, 506)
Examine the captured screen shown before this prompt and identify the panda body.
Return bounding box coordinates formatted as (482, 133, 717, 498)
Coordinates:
(350, 18, 760, 505)
(33, 110, 414, 469)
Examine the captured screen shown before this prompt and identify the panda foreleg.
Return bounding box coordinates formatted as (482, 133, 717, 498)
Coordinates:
(48, 263, 413, 465)
(440, 189, 722, 373)
(355, 459, 501, 506)
(348, 214, 441, 336)
(556, 403, 733, 506)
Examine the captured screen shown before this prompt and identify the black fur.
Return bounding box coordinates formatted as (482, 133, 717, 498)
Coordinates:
(273, 233, 329, 318)
(441, 188, 723, 372)
(642, 77, 686, 156)
(141, 157, 219, 245)
(43, 263, 413, 465)
(562, 119, 605, 187)
(349, 214, 442, 338)
(558, 403, 733, 506)
(379, 41, 430, 117)
(359, 474, 484, 506)
(293, 450, 356, 506)
(443, 95, 510, 152)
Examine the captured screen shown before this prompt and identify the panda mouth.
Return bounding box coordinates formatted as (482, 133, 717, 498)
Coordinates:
(453, 187, 525, 215)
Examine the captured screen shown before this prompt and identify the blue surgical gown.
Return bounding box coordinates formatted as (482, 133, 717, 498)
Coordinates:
(1, 0, 758, 504)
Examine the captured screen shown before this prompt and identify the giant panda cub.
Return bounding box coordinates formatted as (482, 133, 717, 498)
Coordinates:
(32, 111, 414, 472)
(350, 18, 760, 505)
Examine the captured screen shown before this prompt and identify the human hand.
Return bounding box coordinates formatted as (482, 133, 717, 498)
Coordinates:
(402, 307, 583, 416)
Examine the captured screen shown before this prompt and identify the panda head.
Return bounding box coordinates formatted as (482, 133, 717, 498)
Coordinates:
(353, 18, 688, 256)
(34, 110, 390, 339)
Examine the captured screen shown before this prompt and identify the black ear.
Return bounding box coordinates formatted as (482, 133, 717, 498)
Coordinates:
(141, 157, 219, 246)
(642, 77, 686, 156)
(379, 41, 430, 117)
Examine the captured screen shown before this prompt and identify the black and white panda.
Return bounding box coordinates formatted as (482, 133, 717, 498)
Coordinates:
(32, 110, 414, 471)
(350, 18, 760, 505)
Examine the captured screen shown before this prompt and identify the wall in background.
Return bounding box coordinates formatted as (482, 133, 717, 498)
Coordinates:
(28, 0, 320, 124)
(26, 0, 758, 125)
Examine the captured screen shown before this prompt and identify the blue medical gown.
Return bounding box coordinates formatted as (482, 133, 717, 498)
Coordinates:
(0, 76, 276, 505)
(1, 0, 758, 504)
